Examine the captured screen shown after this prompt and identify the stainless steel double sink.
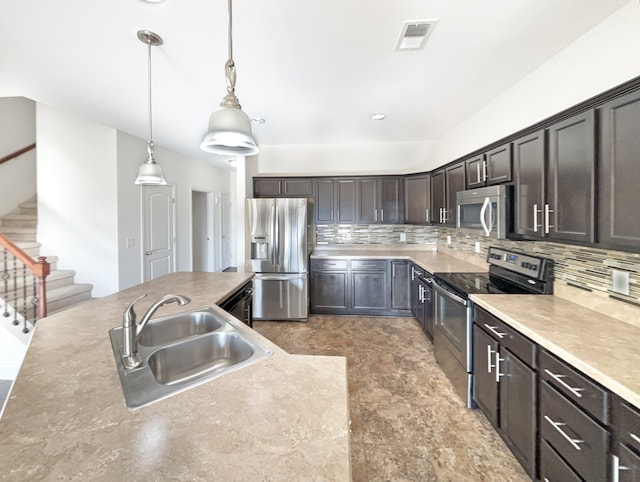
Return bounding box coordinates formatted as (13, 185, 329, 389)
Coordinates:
(109, 307, 273, 409)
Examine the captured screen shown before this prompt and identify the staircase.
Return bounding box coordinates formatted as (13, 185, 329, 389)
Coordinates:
(0, 198, 93, 316)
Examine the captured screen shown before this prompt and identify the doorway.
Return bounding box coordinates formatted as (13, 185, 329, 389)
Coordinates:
(192, 190, 214, 272)
(219, 192, 232, 270)
(142, 185, 176, 282)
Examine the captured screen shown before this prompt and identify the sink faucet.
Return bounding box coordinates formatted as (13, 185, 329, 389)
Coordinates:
(121, 293, 191, 369)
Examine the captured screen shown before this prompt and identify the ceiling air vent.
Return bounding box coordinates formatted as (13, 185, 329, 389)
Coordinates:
(395, 19, 438, 51)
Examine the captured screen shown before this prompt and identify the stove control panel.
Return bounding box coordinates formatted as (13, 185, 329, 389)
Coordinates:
(487, 247, 553, 282)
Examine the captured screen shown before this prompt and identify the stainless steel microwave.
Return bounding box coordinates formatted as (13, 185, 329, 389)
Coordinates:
(456, 185, 512, 239)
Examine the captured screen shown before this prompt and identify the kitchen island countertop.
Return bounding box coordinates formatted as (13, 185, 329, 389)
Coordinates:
(0, 272, 350, 481)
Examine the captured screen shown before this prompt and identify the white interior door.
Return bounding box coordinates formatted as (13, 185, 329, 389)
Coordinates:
(142, 185, 176, 282)
(192, 190, 213, 272)
(220, 192, 232, 270)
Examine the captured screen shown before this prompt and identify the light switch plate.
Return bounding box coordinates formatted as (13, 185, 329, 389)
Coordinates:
(612, 270, 630, 295)
(125, 237, 135, 248)
(399, 233, 407, 242)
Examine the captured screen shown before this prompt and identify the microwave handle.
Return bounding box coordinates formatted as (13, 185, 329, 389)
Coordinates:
(480, 197, 491, 236)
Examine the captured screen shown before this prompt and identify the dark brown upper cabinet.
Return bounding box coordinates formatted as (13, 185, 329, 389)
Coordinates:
(512, 111, 595, 244)
(513, 130, 546, 238)
(253, 177, 313, 197)
(465, 143, 512, 189)
(445, 163, 466, 227)
(313, 178, 335, 224)
(405, 174, 431, 224)
(430, 169, 446, 225)
(356, 177, 404, 224)
(598, 89, 640, 251)
(546, 111, 595, 243)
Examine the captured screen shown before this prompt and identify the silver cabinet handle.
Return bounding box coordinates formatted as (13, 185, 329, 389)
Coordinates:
(411, 267, 416, 280)
(145, 251, 152, 255)
(487, 345, 496, 374)
(544, 415, 584, 451)
(495, 353, 504, 383)
(543, 369, 584, 398)
(533, 203, 541, 232)
(630, 432, 640, 444)
(419, 285, 424, 303)
(611, 454, 629, 482)
(482, 160, 487, 181)
(476, 163, 482, 184)
(425, 208, 429, 223)
(483, 323, 505, 339)
(381, 209, 384, 222)
(544, 204, 554, 234)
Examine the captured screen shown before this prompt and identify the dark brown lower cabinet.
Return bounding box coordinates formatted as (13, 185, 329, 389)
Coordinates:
(472, 319, 537, 479)
(540, 439, 582, 482)
(613, 397, 640, 482)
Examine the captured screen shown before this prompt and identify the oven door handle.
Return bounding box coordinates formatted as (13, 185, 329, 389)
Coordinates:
(480, 197, 491, 237)
(431, 279, 467, 306)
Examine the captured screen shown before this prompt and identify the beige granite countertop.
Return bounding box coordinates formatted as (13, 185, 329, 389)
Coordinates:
(471, 294, 640, 409)
(312, 245, 488, 274)
(0, 272, 350, 481)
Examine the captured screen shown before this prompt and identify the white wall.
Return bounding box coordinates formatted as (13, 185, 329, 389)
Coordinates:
(0, 97, 36, 216)
(430, 1, 640, 166)
(116, 131, 231, 289)
(36, 104, 120, 297)
(256, 141, 437, 176)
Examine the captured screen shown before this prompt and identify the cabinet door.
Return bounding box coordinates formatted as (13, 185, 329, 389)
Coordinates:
(357, 178, 378, 224)
(486, 143, 512, 185)
(465, 155, 485, 189)
(380, 177, 404, 224)
(283, 178, 313, 197)
(445, 163, 465, 226)
(598, 90, 640, 251)
(430, 170, 446, 224)
(351, 270, 388, 311)
(335, 179, 357, 224)
(314, 179, 334, 224)
(473, 325, 499, 428)
(391, 261, 411, 312)
(310, 270, 349, 312)
(547, 111, 596, 243)
(253, 178, 282, 197)
(513, 130, 545, 238)
(405, 175, 430, 224)
(618, 444, 640, 482)
(500, 348, 537, 479)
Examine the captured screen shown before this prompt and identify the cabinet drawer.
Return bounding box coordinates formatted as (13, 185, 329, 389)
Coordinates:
(351, 260, 387, 270)
(474, 307, 536, 368)
(540, 439, 582, 482)
(310, 259, 348, 270)
(539, 349, 609, 423)
(618, 443, 640, 482)
(540, 380, 609, 482)
(615, 398, 640, 454)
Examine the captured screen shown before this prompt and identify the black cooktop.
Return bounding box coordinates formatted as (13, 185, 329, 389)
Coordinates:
(433, 271, 545, 298)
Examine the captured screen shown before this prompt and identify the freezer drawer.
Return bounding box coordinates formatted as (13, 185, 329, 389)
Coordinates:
(253, 273, 308, 321)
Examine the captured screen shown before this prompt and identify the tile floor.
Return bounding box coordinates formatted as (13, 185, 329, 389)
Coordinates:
(254, 315, 529, 482)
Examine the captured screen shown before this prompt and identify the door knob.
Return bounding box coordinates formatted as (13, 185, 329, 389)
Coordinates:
(145, 251, 152, 255)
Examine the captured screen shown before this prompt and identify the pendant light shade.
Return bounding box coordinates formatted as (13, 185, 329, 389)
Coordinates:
(135, 30, 167, 185)
(200, 0, 259, 156)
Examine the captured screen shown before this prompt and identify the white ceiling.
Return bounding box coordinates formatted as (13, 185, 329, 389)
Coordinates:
(0, 0, 631, 171)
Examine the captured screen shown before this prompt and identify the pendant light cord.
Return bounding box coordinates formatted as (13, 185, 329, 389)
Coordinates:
(147, 39, 154, 159)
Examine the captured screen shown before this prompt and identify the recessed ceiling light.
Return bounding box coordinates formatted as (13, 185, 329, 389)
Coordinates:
(141, 0, 166, 3)
(371, 113, 386, 120)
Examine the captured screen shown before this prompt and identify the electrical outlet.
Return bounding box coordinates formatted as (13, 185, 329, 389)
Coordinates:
(399, 233, 407, 242)
(446, 235, 452, 245)
(475, 242, 481, 253)
(612, 270, 630, 295)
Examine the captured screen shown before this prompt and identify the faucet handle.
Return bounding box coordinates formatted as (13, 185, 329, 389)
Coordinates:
(123, 293, 148, 327)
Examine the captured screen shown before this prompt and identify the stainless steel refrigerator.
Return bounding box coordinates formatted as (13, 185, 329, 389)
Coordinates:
(247, 198, 314, 321)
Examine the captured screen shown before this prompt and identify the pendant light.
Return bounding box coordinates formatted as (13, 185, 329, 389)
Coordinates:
(200, 0, 259, 156)
(135, 30, 167, 185)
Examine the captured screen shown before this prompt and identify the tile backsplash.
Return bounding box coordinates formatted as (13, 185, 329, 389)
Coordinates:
(315, 224, 640, 307)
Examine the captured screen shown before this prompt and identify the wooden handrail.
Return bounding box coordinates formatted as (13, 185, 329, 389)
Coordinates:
(0, 143, 36, 166)
(0, 233, 49, 319)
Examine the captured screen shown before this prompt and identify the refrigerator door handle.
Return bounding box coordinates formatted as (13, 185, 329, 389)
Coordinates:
(271, 204, 278, 266)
